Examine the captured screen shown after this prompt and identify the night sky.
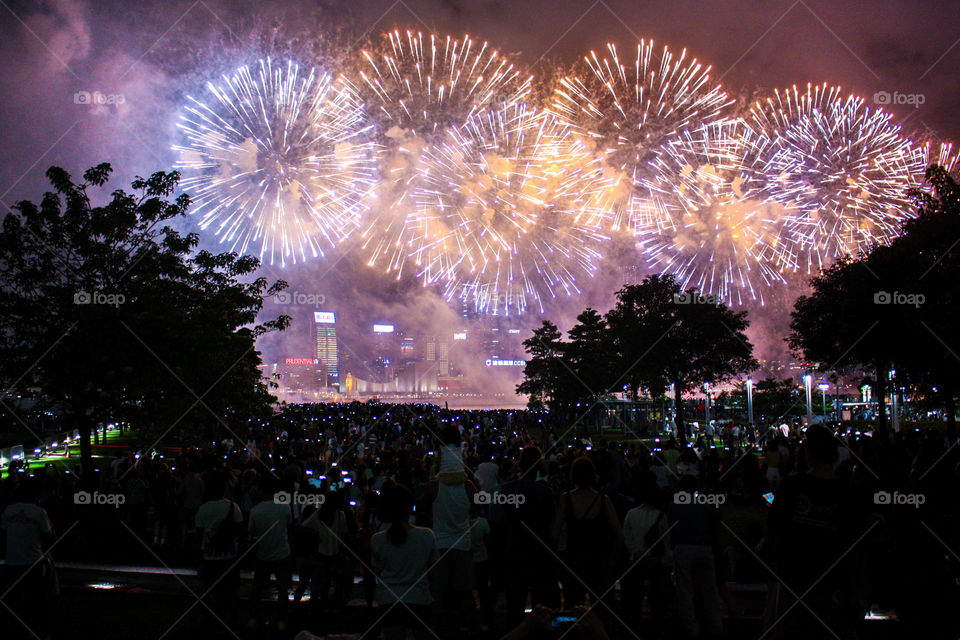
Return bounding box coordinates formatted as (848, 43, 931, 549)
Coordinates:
(1, 0, 957, 374)
(2, 0, 957, 201)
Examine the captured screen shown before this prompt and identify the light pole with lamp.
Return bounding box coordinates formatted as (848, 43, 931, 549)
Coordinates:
(818, 379, 829, 421)
(704, 382, 711, 427)
(889, 369, 900, 432)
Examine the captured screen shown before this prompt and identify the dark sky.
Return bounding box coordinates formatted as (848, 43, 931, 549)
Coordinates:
(1, 0, 957, 201)
(0, 0, 957, 371)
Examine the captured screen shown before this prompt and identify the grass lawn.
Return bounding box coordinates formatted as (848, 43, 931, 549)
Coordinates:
(3, 427, 134, 476)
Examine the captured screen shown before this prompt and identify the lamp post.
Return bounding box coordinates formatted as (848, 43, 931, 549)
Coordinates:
(704, 382, 711, 425)
(668, 382, 676, 435)
(746, 377, 754, 426)
(818, 379, 829, 420)
(889, 369, 900, 433)
(803, 373, 814, 424)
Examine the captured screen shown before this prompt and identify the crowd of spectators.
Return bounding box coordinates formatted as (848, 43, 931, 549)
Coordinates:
(2, 401, 959, 639)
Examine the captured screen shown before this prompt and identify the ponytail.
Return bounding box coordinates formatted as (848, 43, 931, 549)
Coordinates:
(380, 482, 414, 546)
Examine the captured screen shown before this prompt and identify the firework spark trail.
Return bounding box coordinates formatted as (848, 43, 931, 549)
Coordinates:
(745, 83, 926, 273)
(552, 41, 733, 234)
(637, 120, 787, 305)
(353, 30, 532, 280)
(174, 57, 377, 267)
(174, 36, 958, 313)
(411, 103, 609, 315)
(920, 141, 960, 175)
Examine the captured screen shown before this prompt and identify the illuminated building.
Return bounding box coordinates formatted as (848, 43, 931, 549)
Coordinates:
(438, 341, 450, 377)
(400, 336, 415, 362)
(424, 337, 450, 377)
(262, 358, 325, 401)
(314, 311, 338, 387)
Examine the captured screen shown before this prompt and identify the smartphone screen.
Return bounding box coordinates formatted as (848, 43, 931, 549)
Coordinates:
(551, 616, 577, 628)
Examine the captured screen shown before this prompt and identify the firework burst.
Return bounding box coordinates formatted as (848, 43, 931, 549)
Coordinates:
(920, 141, 960, 175)
(638, 120, 787, 305)
(746, 83, 925, 272)
(174, 58, 377, 267)
(408, 103, 609, 315)
(354, 31, 532, 278)
(552, 41, 733, 233)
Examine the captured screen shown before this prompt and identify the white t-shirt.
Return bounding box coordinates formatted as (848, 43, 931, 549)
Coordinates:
(248, 500, 292, 562)
(432, 482, 471, 551)
(469, 517, 490, 563)
(1, 502, 52, 565)
(623, 507, 669, 559)
(196, 499, 243, 560)
(371, 526, 437, 605)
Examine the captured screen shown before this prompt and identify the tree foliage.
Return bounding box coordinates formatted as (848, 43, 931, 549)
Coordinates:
(789, 164, 960, 438)
(518, 274, 757, 441)
(0, 164, 289, 470)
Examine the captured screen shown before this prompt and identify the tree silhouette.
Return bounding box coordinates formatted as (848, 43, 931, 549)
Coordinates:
(790, 164, 960, 439)
(519, 274, 756, 443)
(0, 164, 289, 471)
(565, 308, 612, 411)
(517, 320, 567, 411)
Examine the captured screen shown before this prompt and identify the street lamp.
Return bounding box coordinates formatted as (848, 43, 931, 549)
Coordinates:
(703, 382, 711, 425)
(818, 379, 829, 419)
(803, 373, 814, 424)
(746, 377, 754, 426)
(889, 369, 900, 432)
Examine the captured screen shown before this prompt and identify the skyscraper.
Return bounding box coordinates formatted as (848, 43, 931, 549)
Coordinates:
(437, 340, 450, 377)
(314, 311, 338, 386)
(400, 336, 415, 363)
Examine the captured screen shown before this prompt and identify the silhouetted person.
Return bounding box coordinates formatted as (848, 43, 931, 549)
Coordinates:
(247, 477, 293, 631)
(499, 446, 560, 627)
(372, 483, 437, 640)
(766, 424, 861, 639)
(195, 472, 243, 626)
(621, 484, 672, 635)
(667, 475, 722, 639)
(554, 457, 621, 617)
(1, 477, 57, 640)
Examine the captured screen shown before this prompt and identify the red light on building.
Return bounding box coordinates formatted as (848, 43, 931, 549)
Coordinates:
(285, 358, 317, 365)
